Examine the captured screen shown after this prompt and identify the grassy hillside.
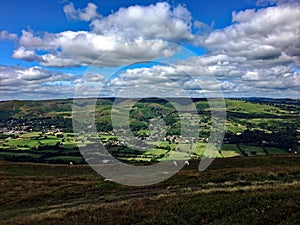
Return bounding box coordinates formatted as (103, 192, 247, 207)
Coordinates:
(2, 155, 300, 224)
(0, 98, 298, 120)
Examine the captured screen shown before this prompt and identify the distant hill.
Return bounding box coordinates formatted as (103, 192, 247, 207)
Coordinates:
(0, 97, 299, 135)
(0, 97, 299, 120)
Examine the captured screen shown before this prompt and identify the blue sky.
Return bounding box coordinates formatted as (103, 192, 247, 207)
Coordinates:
(0, 0, 299, 99)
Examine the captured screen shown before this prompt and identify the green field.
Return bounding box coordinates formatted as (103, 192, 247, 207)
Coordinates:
(266, 147, 288, 154)
(144, 148, 168, 156)
(0, 98, 298, 164)
(0, 131, 291, 164)
(239, 144, 266, 156)
(220, 144, 240, 157)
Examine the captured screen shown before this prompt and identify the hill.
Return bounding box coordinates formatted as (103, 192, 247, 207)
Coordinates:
(0, 98, 299, 224)
(2, 155, 300, 224)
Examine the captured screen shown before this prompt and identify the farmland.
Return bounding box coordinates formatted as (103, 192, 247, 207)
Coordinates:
(0, 98, 299, 164)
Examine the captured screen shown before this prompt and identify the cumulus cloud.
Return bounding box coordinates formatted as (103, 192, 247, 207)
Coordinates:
(176, 53, 300, 96)
(13, 2, 194, 68)
(174, 4, 300, 97)
(63, 2, 100, 21)
(97, 64, 228, 98)
(0, 65, 78, 100)
(13, 31, 176, 67)
(12, 46, 39, 61)
(16, 66, 52, 81)
(203, 5, 300, 68)
(18, 30, 47, 48)
(91, 2, 193, 41)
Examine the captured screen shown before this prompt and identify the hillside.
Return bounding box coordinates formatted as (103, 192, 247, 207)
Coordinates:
(2, 155, 300, 224)
(0, 98, 299, 223)
(0, 98, 299, 137)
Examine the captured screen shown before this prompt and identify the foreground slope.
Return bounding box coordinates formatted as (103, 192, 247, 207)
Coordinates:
(2, 155, 300, 224)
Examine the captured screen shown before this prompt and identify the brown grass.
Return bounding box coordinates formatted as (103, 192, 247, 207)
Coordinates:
(2, 155, 300, 224)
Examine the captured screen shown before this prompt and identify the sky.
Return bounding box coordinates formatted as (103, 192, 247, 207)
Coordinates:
(0, 0, 299, 100)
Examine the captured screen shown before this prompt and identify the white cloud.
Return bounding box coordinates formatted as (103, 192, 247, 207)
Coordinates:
(63, 2, 100, 21)
(16, 66, 52, 81)
(99, 64, 228, 98)
(63, 2, 77, 20)
(176, 4, 300, 97)
(0, 30, 17, 41)
(13, 2, 195, 68)
(242, 71, 260, 81)
(203, 5, 300, 68)
(39, 54, 81, 68)
(91, 2, 193, 41)
(14, 31, 176, 67)
(12, 46, 39, 61)
(0, 65, 78, 100)
(74, 73, 104, 83)
(19, 30, 47, 48)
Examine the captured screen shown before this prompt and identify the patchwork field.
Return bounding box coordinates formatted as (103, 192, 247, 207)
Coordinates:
(0, 130, 290, 164)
